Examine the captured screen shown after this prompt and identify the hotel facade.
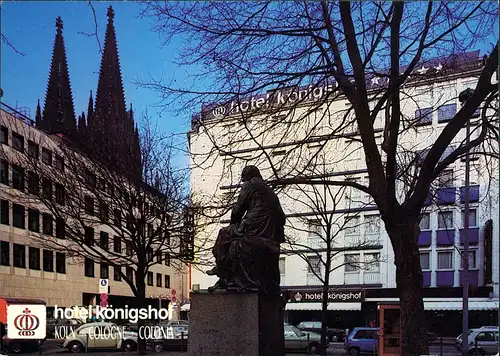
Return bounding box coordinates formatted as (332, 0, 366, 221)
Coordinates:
(188, 52, 499, 336)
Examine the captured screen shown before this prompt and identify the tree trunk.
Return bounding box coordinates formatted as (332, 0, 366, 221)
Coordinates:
(135, 270, 147, 355)
(388, 220, 429, 355)
(320, 280, 329, 356)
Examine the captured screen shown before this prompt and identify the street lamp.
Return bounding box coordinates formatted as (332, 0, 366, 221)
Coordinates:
(458, 87, 475, 356)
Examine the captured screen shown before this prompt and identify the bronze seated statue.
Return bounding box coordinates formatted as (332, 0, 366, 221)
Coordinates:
(206, 166, 286, 297)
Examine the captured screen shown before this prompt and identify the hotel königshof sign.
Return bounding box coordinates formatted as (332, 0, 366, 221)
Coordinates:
(290, 290, 365, 303)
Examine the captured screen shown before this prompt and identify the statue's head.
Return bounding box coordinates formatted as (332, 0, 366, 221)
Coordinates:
(241, 165, 262, 182)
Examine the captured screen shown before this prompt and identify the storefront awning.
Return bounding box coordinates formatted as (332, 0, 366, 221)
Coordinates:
(424, 300, 499, 311)
(285, 302, 361, 311)
(366, 298, 499, 311)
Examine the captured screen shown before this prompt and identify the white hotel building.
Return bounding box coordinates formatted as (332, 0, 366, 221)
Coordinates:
(188, 52, 499, 336)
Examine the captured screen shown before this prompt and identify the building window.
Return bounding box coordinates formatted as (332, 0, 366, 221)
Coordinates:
(43, 250, 53, 272)
(164, 253, 170, 266)
(13, 244, 26, 268)
(415, 107, 433, 126)
(84, 196, 94, 215)
(147, 224, 154, 237)
(307, 255, 321, 274)
(12, 132, 24, 152)
(460, 249, 478, 270)
(419, 213, 430, 230)
(0, 160, 8, 184)
(279, 257, 285, 275)
(1, 200, 9, 225)
(28, 141, 39, 159)
(100, 232, 109, 250)
(11, 165, 24, 190)
(85, 171, 96, 188)
(345, 216, 360, 236)
(126, 267, 134, 282)
(12, 204, 25, 229)
(437, 169, 454, 188)
(461, 209, 477, 228)
(0, 241, 9, 266)
(99, 203, 109, 222)
(113, 265, 121, 281)
(307, 219, 322, 245)
(84, 258, 94, 277)
(42, 148, 52, 165)
(420, 251, 430, 270)
(147, 271, 154, 286)
(29, 247, 40, 270)
(345, 254, 360, 272)
(0, 126, 8, 145)
(365, 253, 380, 272)
(125, 242, 133, 256)
(113, 236, 121, 253)
(364, 215, 380, 235)
(84, 227, 94, 246)
(56, 252, 66, 273)
(437, 104, 457, 123)
(156, 273, 162, 287)
(100, 263, 109, 279)
(42, 178, 52, 200)
(56, 218, 65, 239)
(147, 248, 154, 261)
(165, 275, 171, 288)
(55, 155, 64, 171)
(438, 211, 453, 229)
(42, 213, 53, 235)
(113, 209, 121, 226)
(28, 209, 40, 232)
(27, 172, 39, 194)
(437, 250, 454, 270)
(55, 183, 65, 205)
(97, 177, 106, 192)
(156, 252, 162, 264)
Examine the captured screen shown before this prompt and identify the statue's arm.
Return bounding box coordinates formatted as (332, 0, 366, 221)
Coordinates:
(231, 183, 251, 223)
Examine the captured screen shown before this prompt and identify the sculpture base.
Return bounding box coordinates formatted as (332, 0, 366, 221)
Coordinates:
(187, 291, 284, 356)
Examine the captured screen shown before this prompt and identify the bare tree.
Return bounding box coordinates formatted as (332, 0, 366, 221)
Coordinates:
(141, 2, 499, 353)
(0, 112, 194, 353)
(283, 176, 382, 355)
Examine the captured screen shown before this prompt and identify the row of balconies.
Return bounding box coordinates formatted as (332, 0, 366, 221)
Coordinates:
(418, 228, 480, 246)
(422, 270, 479, 288)
(424, 185, 479, 205)
(279, 271, 382, 287)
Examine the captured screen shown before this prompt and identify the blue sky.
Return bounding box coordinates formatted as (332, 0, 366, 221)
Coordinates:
(0, 1, 189, 138)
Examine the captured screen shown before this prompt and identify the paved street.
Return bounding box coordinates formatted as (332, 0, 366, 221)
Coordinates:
(5, 340, 463, 356)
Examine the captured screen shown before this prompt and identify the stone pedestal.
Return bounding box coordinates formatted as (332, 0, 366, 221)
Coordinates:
(187, 291, 284, 356)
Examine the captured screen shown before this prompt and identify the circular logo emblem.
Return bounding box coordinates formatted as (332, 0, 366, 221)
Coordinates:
(13, 308, 40, 337)
(100, 279, 108, 286)
(212, 106, 226, 118)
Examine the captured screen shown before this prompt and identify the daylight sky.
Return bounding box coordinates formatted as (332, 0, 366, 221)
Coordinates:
(0, 1, 192, 141)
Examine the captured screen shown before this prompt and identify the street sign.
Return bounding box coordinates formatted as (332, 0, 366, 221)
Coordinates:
(171, 289, 176, 296)
(99, 279, 109, 294)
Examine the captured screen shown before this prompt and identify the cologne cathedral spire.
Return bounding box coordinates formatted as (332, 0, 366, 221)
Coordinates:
(90, 6, 141, 177)
(41, 17, 76, 136)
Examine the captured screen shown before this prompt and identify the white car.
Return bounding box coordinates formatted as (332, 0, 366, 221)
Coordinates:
(59, 322, 138, 353)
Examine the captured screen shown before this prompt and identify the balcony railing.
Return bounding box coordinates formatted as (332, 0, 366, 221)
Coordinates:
(307, 273, 322, 286)
(344, 273, 360, 284)
(280, 274, 286, 286)
(436, 187, 456, 205)
(460, 185, 479, 203)
(363, 272, 381, 284)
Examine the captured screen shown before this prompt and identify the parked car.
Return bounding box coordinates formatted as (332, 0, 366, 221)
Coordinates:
(150, 331, 188, 352)
(285, 325, 328, 354)
(455, 327, 499, 355)
(344, 327, 379, 356)
(59, 322, 138, 353)
(1, 334, 44, 354)
(296, 321, 345, 342)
